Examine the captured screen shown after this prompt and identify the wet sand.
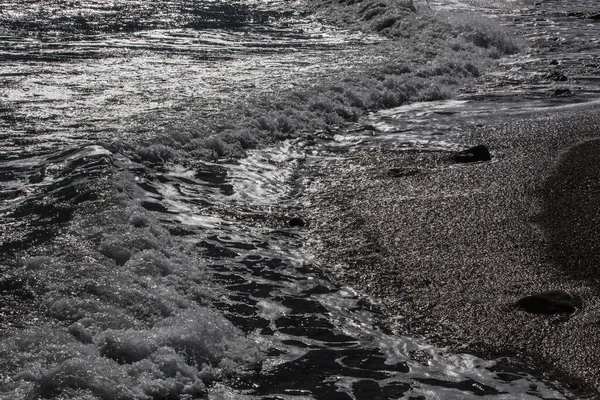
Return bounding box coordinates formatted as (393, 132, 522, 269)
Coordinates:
(305, 108, 600, 397)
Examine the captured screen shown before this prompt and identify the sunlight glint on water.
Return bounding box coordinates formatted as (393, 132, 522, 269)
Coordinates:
(1, 0, 596, 398)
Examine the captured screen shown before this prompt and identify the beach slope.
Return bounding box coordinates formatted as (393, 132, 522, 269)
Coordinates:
(306, 109, 600, 397)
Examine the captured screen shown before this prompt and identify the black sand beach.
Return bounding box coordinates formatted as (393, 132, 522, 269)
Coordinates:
(306, 107, 600, 397)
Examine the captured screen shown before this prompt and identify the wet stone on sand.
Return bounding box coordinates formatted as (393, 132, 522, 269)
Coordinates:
(450, 145, 492, 164)
(289, 217, 306, 227)
(515, 290, 580, 315)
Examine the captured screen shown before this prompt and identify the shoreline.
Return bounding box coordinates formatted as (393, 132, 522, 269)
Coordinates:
(305, 108, 600, 397)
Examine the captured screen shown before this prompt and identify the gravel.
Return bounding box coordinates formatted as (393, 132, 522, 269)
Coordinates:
(304, 108, 600, 397)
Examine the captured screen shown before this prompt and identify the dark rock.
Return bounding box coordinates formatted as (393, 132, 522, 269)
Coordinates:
(568, 12, 600, 20)
(515, 290, 580, 314)
(553, 88, 572, 97)
(550, 59, 560, 65)
(387, 168, 420, 177)
(289, 217, 306, 228)
(375, 17, 398, 32)
(450, 145, 492, 163)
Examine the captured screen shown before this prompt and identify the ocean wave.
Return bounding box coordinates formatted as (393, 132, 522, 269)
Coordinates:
(118, 0, 518, 164)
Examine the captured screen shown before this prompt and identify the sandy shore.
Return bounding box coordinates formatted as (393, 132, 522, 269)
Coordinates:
(305, 107, 600, 397)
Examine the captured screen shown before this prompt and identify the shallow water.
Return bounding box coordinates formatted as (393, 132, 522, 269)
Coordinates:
(0, 0, 597, 398)
(353, 0, 600, 151)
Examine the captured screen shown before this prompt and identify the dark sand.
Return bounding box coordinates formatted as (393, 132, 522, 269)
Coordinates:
(305, 108, 600, 397)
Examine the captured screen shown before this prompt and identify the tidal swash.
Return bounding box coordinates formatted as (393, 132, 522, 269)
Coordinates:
(0, 0, 599, 398)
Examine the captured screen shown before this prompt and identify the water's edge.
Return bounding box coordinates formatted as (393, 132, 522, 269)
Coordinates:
(301, 104, 600, 398)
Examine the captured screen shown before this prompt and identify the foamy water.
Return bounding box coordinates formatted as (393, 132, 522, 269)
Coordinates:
(1, 0, 597, 398)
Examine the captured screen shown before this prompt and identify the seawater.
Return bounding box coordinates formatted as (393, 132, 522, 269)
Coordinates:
(0, 0, 597, 398)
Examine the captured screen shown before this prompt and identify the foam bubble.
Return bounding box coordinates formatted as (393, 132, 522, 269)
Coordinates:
(2, 307, 261, 399)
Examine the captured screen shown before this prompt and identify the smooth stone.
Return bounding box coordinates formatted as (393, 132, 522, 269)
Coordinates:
(515, 290, 579, 314)
(450, 145, 492, 163)
(289, 217, 306, 228)
(387, 168, 420, 177)
(553, 88, 572, 97)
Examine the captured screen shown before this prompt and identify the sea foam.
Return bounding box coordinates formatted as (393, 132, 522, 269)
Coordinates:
(0, 170, 262, 398)
(117, 0, 518, 164)
(4, 307, 258, 399)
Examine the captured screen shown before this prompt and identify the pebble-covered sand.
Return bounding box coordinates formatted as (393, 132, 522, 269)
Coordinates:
(305, 108, 600, 397)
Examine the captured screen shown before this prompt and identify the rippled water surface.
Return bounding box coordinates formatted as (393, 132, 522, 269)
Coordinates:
(0, 0, 378, 155)
(1, 0, 597, 398)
